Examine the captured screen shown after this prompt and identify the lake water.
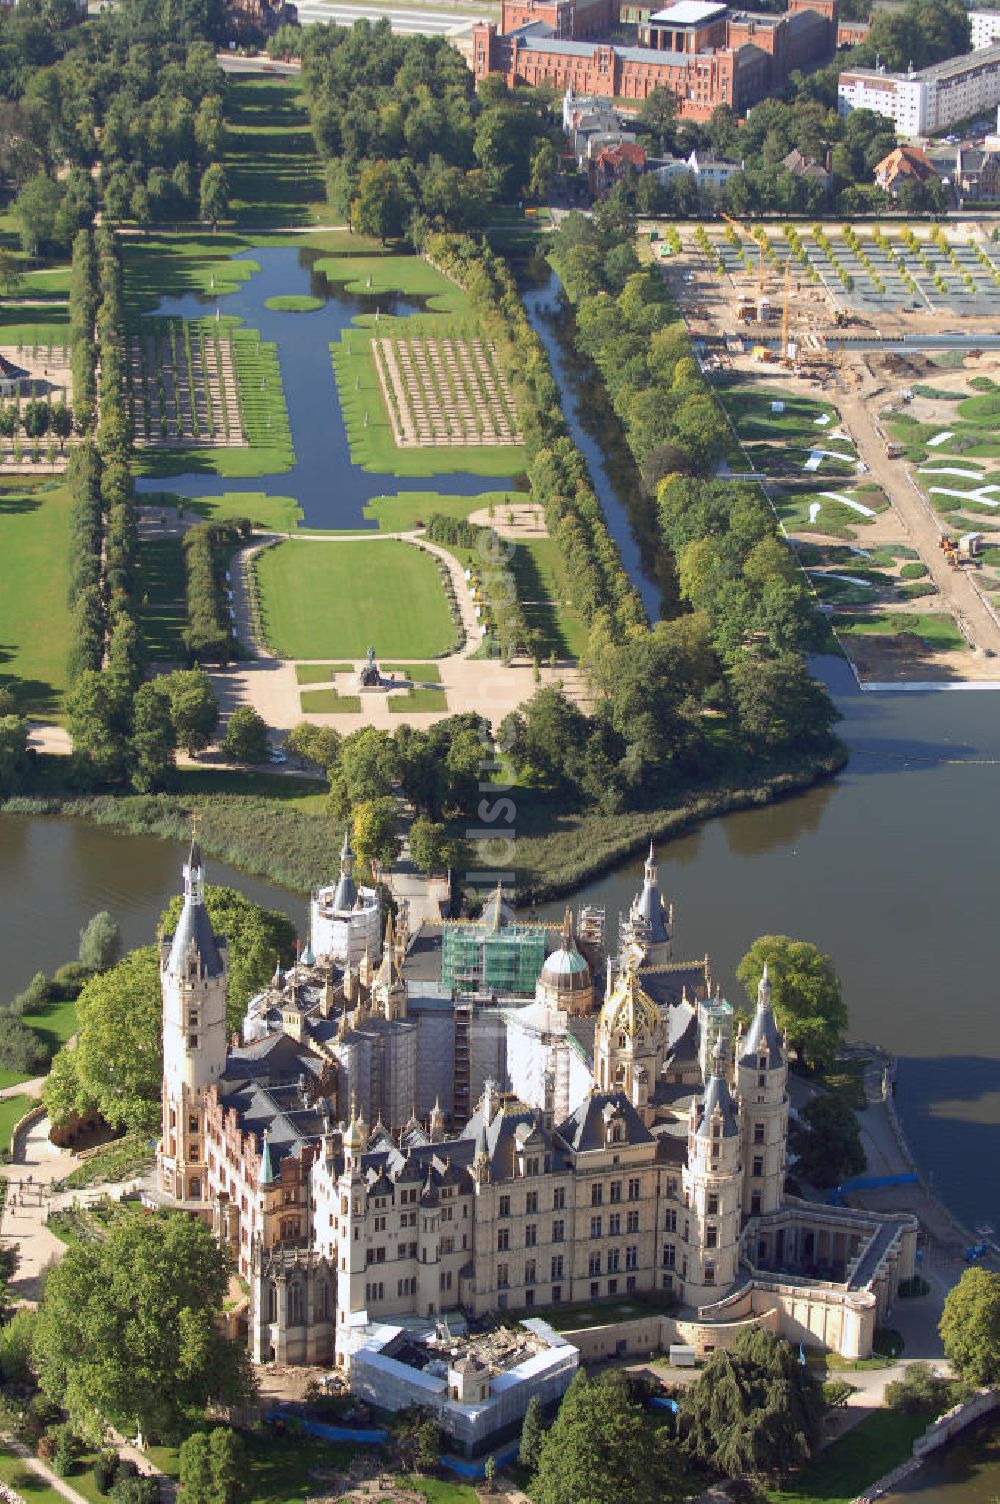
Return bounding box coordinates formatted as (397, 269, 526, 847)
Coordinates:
(539, 654, 1000, 1237)
(0, 814, 308, 988)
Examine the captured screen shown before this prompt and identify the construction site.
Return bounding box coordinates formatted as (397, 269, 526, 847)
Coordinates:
(648, 217, 1000, 686)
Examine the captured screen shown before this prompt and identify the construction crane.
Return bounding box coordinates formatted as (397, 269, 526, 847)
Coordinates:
(780, 261, 792, 362)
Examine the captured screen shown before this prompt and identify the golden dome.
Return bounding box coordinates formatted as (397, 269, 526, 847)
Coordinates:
(599, 961, 661, 1040)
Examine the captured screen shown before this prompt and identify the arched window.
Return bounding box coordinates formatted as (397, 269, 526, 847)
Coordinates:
(267, 1282, 277, 1322)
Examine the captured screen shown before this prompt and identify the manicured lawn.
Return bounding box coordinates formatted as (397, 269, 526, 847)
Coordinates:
(241, 1430, 352, 1504)
(315, 253, 471, 314)
(836, 611, 967, 651)
(295, 662, 352, 683)
(300, 688, 362, 712)
(510, 536, 588, 659)
(406, 1480, 479, 1504)
(0, 312, 68, 344)
(720, 387, 838, 442)
(0, 1097, 30, 1153)
(257, 539, 456, 658)
(0, 480, 72, 716)
(766, 1409, 933, 1504)
(265, 294, 323, 312)
(382, 662, 442, 682)
(20, 991, 78, 1054)
(137, 537, 187, 661)
(145, 491, 303, 532)
(364, 492, 512, 531)
(0, 1449, 67, 1504)
(123, 233, 258, 319)
(223, 76, 326, 229)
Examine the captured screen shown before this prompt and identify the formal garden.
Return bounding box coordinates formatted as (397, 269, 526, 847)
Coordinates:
(127, 325, 243, 449)
(326, 253, 527, 480)
(372, 335, 522, 448)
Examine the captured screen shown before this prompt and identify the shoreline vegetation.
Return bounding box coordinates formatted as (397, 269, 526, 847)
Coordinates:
(0, 740, 846, 903)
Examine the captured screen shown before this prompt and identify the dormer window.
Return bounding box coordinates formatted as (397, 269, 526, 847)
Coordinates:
(609, 1120, 625, 1144)
(618, 1031, 627, 1048)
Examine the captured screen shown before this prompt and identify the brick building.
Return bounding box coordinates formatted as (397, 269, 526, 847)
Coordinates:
(472, 0, 838, 117)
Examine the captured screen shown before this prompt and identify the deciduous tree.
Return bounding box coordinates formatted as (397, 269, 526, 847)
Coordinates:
(32, 1211, 254, 1443)
(532, 1371, 661, 1504)
(789, 1092, 865, 1188)
(940, 1268, 1000, 1386)
(221, 706, 268, 766)
(78, 911, 121, 972)
(737, 936, 848, 1070)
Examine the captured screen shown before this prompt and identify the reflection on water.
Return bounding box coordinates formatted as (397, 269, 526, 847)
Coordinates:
(545, 657, 1000, 1232)
(882, 1414, 1000, 1502)
(0, 813, 308, 997)
(520, 262, 662, 620)
(134, 245, 523, 527)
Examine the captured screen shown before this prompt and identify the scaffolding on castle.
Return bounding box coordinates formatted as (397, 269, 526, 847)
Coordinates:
(440, 922, 548, 997)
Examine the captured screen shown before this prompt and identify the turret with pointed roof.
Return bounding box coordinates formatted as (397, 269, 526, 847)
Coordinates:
(737, 962, 788, 1218)
(624, 841, 672, 959)
(158, 843, 229, 1204)
(739, 962, 785, 1068)
(332, 829, 358, 913)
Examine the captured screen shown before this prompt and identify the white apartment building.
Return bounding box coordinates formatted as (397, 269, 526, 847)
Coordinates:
(971, 9, 1000, 51)
(839, 42, 1000, 135)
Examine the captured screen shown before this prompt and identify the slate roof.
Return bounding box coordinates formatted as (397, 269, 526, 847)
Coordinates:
(556, 1090, 654, 1153)
(165, 895, 225, 978)
(697, 1068, 739, 1139)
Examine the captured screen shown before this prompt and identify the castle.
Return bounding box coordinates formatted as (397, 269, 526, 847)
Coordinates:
(157, 838, 917, 1404)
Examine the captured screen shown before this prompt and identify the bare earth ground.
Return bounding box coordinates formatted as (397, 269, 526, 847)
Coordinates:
(659, 227, 1000, 684)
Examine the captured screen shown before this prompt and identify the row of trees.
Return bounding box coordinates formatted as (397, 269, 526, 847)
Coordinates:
(423, 229, 646, 650)
(426, 512, 534, 662)
(550, 205, 839, 774)
(69, 666, 220, 792)
(183, 518, 248, 664)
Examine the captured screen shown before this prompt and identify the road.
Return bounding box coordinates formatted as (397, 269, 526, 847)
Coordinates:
(279, 0, 485, 31)
(838, 361, 1000, 659)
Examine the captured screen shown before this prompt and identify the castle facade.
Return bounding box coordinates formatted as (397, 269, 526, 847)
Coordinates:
(156, 839, 916, 1386)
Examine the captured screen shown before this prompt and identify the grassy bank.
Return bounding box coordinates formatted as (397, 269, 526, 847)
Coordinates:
(507, 744, 848, 903)
(766, 1408, 933, 1504)
(1, 744, 844, 903)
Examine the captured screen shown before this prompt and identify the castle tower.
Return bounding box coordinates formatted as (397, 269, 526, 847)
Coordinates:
(593, 959, 665, 1119)
(682, 1033, 742, 1303)
(623, 842, 672, 963)
(158, 841, 228, 1203)
(334, 1101, 368, 1366)
(737, 963, 788, 1218)
(372, 911, 407, 1022)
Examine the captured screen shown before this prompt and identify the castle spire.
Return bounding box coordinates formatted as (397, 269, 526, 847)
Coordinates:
(332, 828, 357, 912)
(260, 1128, 275, 1186)
(740, 959, 784, 1066)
